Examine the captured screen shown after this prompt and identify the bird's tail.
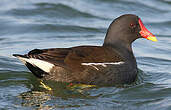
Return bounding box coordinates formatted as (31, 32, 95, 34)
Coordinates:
(13, 54, 47, 78)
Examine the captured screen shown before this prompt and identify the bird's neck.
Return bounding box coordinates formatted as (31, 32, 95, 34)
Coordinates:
(103, 41, 135, 62)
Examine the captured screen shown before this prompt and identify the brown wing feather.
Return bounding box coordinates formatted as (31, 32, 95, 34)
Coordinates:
(64, 46, 123, 71)
(26, 46, 123, 71)
(26, 48, 72, 68)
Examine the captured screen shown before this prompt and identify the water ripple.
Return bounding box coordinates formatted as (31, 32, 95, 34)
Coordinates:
(0, 0, 171, 110)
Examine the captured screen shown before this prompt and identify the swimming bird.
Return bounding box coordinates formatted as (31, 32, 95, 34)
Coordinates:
(13, 14, 157, 86)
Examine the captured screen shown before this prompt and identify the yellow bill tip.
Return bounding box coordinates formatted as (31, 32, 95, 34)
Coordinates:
(147, 36, 158, 42)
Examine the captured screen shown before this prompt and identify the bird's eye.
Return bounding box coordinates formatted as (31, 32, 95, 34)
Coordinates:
(130, 23, 136, 28)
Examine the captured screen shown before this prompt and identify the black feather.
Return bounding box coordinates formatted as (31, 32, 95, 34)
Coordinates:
(25, 62, 48, 78)
(28, 49, 44, 55)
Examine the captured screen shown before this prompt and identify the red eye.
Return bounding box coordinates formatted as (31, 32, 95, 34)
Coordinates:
(130, 23, 136, 28)
(130, 23, 134, 27)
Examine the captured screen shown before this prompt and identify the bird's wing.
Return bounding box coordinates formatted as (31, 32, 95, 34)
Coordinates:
(14, 46, 124, 72)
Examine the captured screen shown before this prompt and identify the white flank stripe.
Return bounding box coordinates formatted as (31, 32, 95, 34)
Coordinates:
(81, 62, 124, 70)
(18, 57, 54, 73)
(81, 62, 125, 67)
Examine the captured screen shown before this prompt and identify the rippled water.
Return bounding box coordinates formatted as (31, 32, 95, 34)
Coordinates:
(0, 0, 171, 109)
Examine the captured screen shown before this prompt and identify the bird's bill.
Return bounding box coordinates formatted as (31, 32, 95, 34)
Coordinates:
(138, 19, 157, 42)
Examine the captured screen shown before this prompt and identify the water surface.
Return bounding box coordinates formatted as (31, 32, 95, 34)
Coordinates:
(0, 0, 171, 110)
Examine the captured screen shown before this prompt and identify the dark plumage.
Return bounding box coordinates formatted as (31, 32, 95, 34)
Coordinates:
(13, 14, 157, 86)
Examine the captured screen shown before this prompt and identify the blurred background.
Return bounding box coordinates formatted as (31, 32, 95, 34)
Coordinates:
(0, 0, 171, 109)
